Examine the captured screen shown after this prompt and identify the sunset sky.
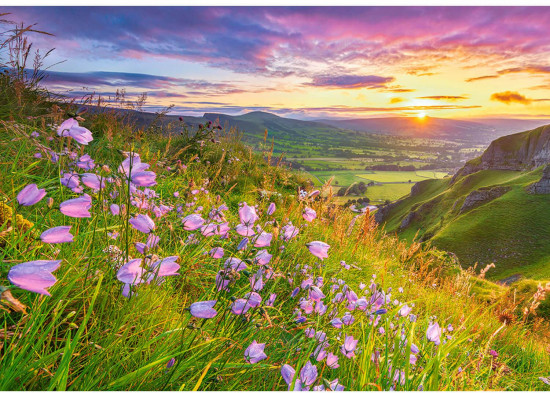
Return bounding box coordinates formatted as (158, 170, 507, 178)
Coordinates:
(4, 6, 550, 119)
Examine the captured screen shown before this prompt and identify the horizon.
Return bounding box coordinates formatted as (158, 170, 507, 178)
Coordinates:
(3, 6, 550, 120)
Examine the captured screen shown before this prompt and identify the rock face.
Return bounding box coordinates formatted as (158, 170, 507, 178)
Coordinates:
(399, 211, 417, 229)
(452, 124, 550, 183)
(527, 165, 550, 194)
(459, 186, 511, 213)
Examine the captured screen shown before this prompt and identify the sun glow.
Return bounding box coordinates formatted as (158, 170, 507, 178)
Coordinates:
(417, 112, 426, 119)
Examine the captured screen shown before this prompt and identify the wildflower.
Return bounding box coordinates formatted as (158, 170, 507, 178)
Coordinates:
(399, 304, 412, 317)
(426, 322, 442, 345)
(60, 194, 92, 218)
(308, 286, 326, 302)
(209, 247, 224, 259)
(410, 343, 419, 354)
(266, 293, 277, 306)
(61, 172, 81, 191)
(342, 312, 355, 325)
(244, 340, 267, 364)
(315, 301, 328, 315)
(8, 260, 61, 295)
(239, 202, 258, 225)
(129, 214, 155, 234)
(326, 352, 340, 369)
(150, 256, 180, 278)
(131, 171, 157, 187)
(331, 318, 343, 329)
(118, 154, 150, 176)
(300, 361, 318, 387)
(295, 316, 307, 324)
(236, 238, 248, 251)
(76, 154, 95, 170)
(181, 214, 205, 230)
(410, 354, 417, 365)
(254, 249, 272, 265)
(489, 349, 498, 358)
(250, 272, 264, 291)
(309, 190, 320, 198)
(340, 335, 358, 358)
(539, 377, 550, 385)
(346, 289, 358, 303)
(267, 202, 276, 215)
(291, 287, 300, 298)
(306, 241, 330, 260)
(17, 183, 46, 206)
(329, 379, 345, 391)
(215, 270, 231, 291)
(301, 278, 313, 289)
(314, 344, 327, 361)
(302, 207, 317, 222)
(315, 330, 327, 342)
(116, 259, 147, 285)
(254, 232, 272, 247)
(305, 327, 315, 338)
(57, 118, 93, 145)
(224, 257, 247, 271)
(81, 173, 105, 191)
(281, 364, 296, 387)
(231, 298, 254, 315)
(244, 291, 262, 307)
(300, 300, 314, 314)
(166, 358, 175, 370)
(40, 226, 73, 244)
(282, 224, 299, 241)
(190, 300, 217, 319)
(236, 224, 255, 237)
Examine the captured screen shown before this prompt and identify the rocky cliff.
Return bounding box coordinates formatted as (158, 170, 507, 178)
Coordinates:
(452, 124, 550, 182)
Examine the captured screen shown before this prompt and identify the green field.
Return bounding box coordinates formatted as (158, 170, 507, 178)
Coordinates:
(301, 169, 450, 203)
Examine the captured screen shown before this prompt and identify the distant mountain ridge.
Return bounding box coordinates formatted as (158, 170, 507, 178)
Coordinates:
(84, 106, 550, 143)
(319, 116, 550, 142)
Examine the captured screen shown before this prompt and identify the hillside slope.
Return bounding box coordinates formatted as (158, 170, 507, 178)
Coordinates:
(376, 125, 550, 281)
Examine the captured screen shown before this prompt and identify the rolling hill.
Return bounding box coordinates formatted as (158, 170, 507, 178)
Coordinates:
(319, 116, 549, 143)
(88, 106, 547, 145)
(375, 124, 550, 281)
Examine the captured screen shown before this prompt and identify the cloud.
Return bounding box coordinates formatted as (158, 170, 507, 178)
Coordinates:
(417, 95, 468, 101)
(490, 91, 531, 105)
(6, 7, 550, 78)
(386, 87, 416, 93)
(466, 75, 499, 82)
(306, 74, 395, 89)
(390, 97, 404, 104)
(467, 65, 550, 82)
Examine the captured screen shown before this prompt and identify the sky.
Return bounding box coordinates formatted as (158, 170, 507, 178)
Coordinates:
(3, 6, 550, 119)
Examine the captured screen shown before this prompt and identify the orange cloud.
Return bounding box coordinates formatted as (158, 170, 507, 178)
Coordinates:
(490, 91, 531, 105)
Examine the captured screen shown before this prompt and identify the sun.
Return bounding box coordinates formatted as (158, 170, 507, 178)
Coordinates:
(417, 112, 426, 119)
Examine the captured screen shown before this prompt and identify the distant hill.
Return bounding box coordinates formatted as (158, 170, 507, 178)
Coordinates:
(319, 116, 549, 143)
(375, 125, 550, 281)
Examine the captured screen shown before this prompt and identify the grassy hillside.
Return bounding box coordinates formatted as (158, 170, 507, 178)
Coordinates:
(381, 166, 550, 281)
